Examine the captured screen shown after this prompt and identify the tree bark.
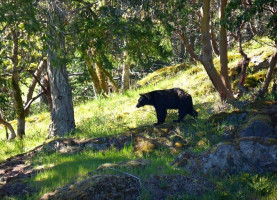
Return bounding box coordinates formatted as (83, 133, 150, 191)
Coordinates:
(237, 26, 250, 94)
(200, 0, 235, 101)
(84, 53, 102, 97)
(211, 23, 220, 56)
(122, 51, 130, 92)
(11, 29, 25, 139)
(47, 53, 75, 137)
(46, 0, 75, 137)
(95, 61, 109, 95)
(25, 59, 47, 116)
(177, 30, 199, 62)
(219, 0, 232, 92)
(257, 49, 277, 98)
(102, 68, 119, 93)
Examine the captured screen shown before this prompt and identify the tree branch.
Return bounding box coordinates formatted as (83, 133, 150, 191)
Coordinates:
(24, 91, 45, 115)
(0, 113, 16, 140)
(176, 30, 200, 62)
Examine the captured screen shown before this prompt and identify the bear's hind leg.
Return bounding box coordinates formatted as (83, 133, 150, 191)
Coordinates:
(189, 109, 198, 118)
(154, 107, 167, 125)
(174, 107, 187, 123)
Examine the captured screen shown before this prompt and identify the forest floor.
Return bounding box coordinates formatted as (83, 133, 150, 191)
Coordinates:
(0, 100, 276, 199)
(0, 38, 277, 199)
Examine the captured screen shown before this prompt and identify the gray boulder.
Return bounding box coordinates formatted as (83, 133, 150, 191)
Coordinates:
(239, 120, 273, 138)
(174, 137, 277, 174)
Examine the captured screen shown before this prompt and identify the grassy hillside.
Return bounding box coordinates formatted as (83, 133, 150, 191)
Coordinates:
(0, 38, 276, 199)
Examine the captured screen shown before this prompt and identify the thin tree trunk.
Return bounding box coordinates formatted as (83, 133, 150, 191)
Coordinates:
(257, 49, 277, 98)
(25, 59, 47, 116)
(176, 1, 234, 101)
(177, 30, 199, 62)
(249, 21, 257, 36)
(200, 0, 235, 101)
(84, 53, 102, 97)
(46, 0, 75, 137)
(237, 27, 250, 94)
(211, 23, 220, 56)
(122, 51, 130, 92)
(102, 68, 119, 93)
(0, 112, 16, 140)
(11, 29, 25, 139)
(122, 62, 130, 92)
(179, 40, 185, 62)
(34, 73, 52, 111)
(95, 61, 109, 95)
(219, 0, 232, 92)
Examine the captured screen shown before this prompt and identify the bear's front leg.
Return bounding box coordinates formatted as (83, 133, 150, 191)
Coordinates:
(154, 107, 167, 125)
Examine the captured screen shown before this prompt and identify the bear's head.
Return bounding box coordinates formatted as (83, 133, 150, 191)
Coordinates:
(136, 93, 152, 108)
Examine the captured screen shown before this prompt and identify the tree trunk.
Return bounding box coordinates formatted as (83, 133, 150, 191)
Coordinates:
(177, 30, 199, 62)
(219, 0, 232, 92)
(176, 1, 234, 101)
(11, 29, 25, 139)
(46, 0, 75, 137)
(257, 49, 277, 98)
(122, 51, 130, 92)
(25, 59, 47, 116)
(102, 68, 119, 93)
(0, 112, 16, 140)
(47, 53, 75, 137)
(179, 40, 185, 62)
(95, 62, 109, 95)
(237, 26, 250, 94)
(200, 0, 235, 101)
(211, 23, 220, 56)
(84, 53, 102, 97)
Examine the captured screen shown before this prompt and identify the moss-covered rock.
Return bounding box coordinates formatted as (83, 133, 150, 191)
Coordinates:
(40, 175, 141, 200)
(209, 110, 248, 124)
(244, 70, 267, 88)
(238, 115, 273, 138)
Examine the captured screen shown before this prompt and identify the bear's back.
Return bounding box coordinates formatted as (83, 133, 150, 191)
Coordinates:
(149, 88, 189, 109)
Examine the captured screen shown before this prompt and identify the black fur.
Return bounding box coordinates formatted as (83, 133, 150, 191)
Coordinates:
(136, 88, 198, 125)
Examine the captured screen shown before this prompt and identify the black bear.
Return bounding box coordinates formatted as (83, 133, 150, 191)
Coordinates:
(136, 88, 198, 125)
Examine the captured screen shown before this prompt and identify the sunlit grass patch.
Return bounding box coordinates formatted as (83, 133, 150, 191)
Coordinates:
(0, 112, 50, 162)
(30, 145, 186, 199)
(137, 63, 190, 87)
(31, 145, 136, 191)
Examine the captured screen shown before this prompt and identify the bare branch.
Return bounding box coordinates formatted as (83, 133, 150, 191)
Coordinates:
(24, 91, 45, 114)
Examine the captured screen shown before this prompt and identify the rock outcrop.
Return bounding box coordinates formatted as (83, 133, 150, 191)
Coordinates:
(175, 101, 277, 174)
(174, 137, 277, 174)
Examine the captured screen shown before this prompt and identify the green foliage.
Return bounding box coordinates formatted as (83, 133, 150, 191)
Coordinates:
(225, 0, 277, 41)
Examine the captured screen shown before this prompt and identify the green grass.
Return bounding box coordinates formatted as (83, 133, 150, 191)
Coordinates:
(0, 112, 50, 161)
(27, 145, 187, 200)
(207, 173, 277, 200)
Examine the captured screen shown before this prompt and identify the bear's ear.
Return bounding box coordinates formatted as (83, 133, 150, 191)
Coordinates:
(139, 93, 144, 96)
